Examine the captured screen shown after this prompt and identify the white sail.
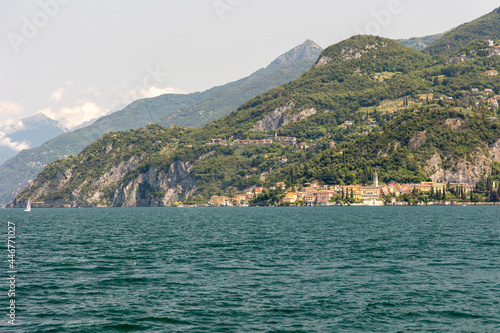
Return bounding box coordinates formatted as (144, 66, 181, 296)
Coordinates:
(25, 199, 31, 212)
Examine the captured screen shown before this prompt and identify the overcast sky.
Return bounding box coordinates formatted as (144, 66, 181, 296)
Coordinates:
(1, 0, 499, 130)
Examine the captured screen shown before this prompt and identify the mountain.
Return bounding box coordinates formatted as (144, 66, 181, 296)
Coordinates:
(9, 113, 65, 144)
(397, 34, 443, 51)
(0, 40, 322, 204)
(0, 113, 65, 164)
(11, 35, 500, 207)
(198, 35, 434, 140)
(425, 7, 500, 56)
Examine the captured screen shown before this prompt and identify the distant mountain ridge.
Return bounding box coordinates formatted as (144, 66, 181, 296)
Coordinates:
(0, 40, 322, 204)
(397, 34, 444, 51)
(157, 40, 323, 128)
(0, 113, 65, 164)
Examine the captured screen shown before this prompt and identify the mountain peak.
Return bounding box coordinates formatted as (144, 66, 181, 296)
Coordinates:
(22, 112, 60, 128)
(313, 35, 409, 69)
(267, 40, 323, 69)
(302, 39, 320, 47)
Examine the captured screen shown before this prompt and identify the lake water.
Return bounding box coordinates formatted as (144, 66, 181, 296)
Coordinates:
(1, 207, 499, 332)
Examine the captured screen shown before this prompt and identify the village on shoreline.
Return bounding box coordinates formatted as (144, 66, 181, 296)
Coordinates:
(200, 171, 499, 207)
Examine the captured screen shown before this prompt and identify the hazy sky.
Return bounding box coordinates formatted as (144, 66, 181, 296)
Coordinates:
(1, 0, 499, 130)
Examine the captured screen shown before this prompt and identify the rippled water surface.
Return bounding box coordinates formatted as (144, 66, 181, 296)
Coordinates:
(1, 206, 499, 332)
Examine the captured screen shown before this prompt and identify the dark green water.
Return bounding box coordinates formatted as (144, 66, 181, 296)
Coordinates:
(1, 207, 499, 332)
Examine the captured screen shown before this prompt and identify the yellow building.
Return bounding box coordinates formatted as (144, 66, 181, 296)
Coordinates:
(235, 194, 248, 204)
(418, 182, 434, 193)
(432, 183, 447, 192)
(361, 186, 379, 196)
(344, 186, 362, 201)
(283, 193, 298, 204)
(210, 196, 229, 206)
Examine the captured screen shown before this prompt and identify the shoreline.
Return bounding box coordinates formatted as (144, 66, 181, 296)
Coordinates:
(3, 202, 498, 209)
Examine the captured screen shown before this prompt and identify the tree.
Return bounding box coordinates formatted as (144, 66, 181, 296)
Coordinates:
(194, 195, 205, 205)
(490, 190, 499, 202)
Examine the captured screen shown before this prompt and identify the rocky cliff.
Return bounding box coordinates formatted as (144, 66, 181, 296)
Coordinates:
(425, 151, 492, 185)
(8, 125, 202, 208)
(252, 102, 317, 131)
(425, 137, 500, 185)
(10, 159, 196, 208)
(111, 161, 196, 207)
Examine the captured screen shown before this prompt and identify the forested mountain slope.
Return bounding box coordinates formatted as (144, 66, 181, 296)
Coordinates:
(11, 35, 500, 207)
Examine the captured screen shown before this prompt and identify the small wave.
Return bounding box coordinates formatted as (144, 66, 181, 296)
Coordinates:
(427, 261, 468, 267)
(428, 310, 482, 319)
(136, 316, 192, 325)
(103, 323, 149, 330)
(367, 300, 396, 308)
(110, 276, 150, 283)
(354, 247, 387, 253)
(270, 308, 302, 314)
(475, 241, 499, 247)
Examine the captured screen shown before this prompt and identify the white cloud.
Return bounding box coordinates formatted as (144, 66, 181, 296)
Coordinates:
(81, 86, 102, 96)
(40, 102, 109, 130)
(0, 105, 29, 152)
(0, 119, 25, 134)
(82, 86, 98, 93)
(50, 87, 64, 103)
(128, 86, 188, 99)
(0, 101, 23, 119)
(0, 132, 30, 151)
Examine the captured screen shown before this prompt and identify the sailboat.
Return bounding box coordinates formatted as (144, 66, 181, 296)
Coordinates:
(25, 199, 31, 212)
